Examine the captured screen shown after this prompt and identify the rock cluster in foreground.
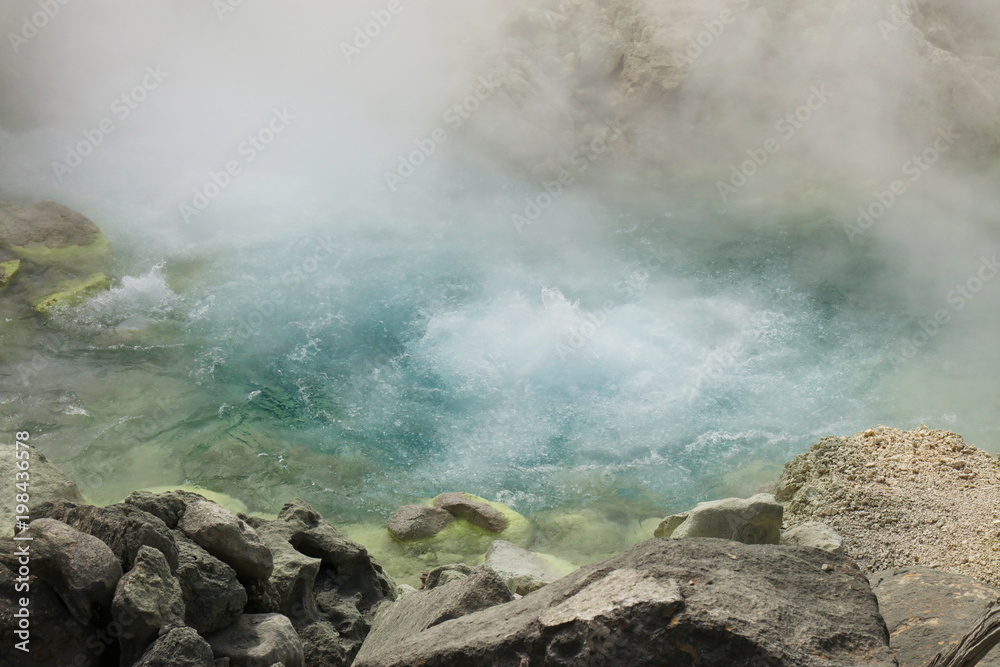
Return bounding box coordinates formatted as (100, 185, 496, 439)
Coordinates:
(0, 488, 902, 667)
(1, 490, 396, 667)
(3, 426, 1000, 666)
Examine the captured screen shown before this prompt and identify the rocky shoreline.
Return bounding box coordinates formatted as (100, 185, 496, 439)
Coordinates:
(0, 426, 998, 666)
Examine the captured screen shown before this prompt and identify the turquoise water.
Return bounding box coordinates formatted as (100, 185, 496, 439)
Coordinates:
(7, 169, 995, 532)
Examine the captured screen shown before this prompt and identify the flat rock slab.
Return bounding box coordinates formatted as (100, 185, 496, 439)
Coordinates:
(871, 566, 1000, 667)
(354, 538, 896, 667)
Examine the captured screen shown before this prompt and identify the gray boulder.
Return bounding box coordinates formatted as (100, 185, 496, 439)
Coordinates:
(654, 493, 783, 545)
(32, 500, 179, 572)
(781, 521, 845, 554)
(387, 505, 454, 541)
(0, 444, 85, 538)
(249, 499, 395, 616)
(423, 563, 475, 590)
(22, 518, 122, 625)
(354, 566, 513, 666)
(397, 584, 419, 597)
(112, 545, 185, 665)
(257, 528, 320, 625)
(484, 540, 565, 595)
(870, 566, 1000, 667)
(134, 627, 216, 667)
(0, 200, 105, 250)
(175, 535, 248, 634)
(0, 548, 94, 667)
(206, 613, 304, 667)
(125, 490, 190, 529)
(179, 498, 273, 582)
(432, 492, 509, 532)
(248, 499, 397, 666)
(298, 620, 357, 667)
(353, 538, 896, 667)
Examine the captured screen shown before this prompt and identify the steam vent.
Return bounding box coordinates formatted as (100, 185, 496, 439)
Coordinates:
(2, 1, 999, 665)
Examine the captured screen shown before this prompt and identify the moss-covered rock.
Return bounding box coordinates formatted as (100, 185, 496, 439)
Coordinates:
(0, 201, 113, 314)
(342, 496, 534, 586)
(0, 201, 110, 264)
(402, 494, 532, 555)
(34, 272, 112, 312)
(0, 258, 20, 288)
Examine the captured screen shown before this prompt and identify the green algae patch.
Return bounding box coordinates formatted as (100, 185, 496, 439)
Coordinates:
(0, 259, 20, 289)
(420, 494, 533, 553)
(534, 551, 579, 575)
(342, 496, 535, 587)
(34, 272, 111, 312)
(529, 509, 665, 567)
(10, 232, 111, 265)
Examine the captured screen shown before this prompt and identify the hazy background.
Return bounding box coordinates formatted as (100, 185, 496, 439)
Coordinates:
(1, 0, 998, 521)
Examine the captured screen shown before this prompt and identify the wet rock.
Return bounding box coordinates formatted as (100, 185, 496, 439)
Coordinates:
(484, 540, 566, 595)
(134, 626, 216, 667)
(654, 493, 783, 545)
(206, 613, 304, 667)
(387, 505, 454, 541)
(781, 521, 845, 554)
(32, 500, 179, 573)
(423, 563, 475, 590)
(353, 539, 896, 667)
(22, 518, 122, 626)
(112, 545, 185, 665)
(354, 566, 513, 666)
(0, 444, 85, 539)
(178, 498, 273, 582)
(433, 493, 509, 533)
(175, 535, 247, 634)
(870, 566, 1000, 667)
